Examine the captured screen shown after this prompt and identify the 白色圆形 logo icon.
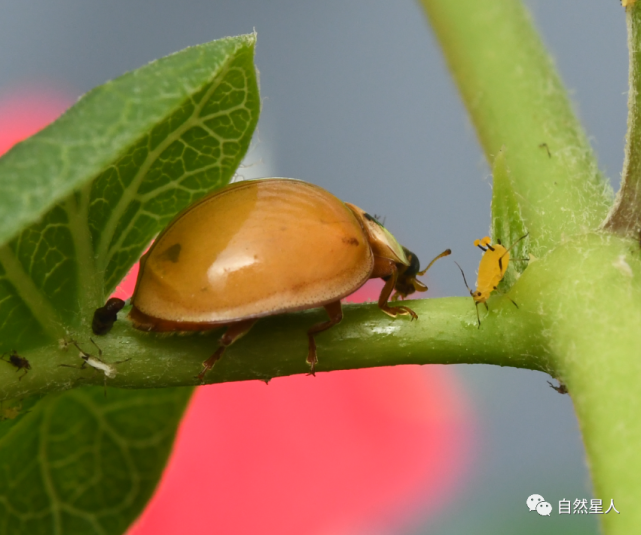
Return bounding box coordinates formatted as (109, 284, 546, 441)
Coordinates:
(527, 494, 553, 516)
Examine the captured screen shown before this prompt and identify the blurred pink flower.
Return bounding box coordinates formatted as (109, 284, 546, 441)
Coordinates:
(131, 362, 473, 535)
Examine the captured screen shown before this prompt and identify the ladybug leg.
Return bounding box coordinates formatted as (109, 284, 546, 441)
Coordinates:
(306, 300, 343, 376)
(375, 261, 418, 320)
(198, 319, 256, 382)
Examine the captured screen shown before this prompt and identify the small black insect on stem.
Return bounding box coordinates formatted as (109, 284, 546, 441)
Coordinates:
(547, 380, 568, 395)
(0, 350, 31, 380)
(92, 297, 126, 335)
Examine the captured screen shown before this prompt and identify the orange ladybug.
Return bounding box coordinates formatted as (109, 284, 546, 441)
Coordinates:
(128, 178, 450, 379)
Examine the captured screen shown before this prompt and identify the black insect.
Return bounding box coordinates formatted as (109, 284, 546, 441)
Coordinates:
(1, 350, 31, 380)
(92, 297, 126, 335)
(547, 380, 568, 395)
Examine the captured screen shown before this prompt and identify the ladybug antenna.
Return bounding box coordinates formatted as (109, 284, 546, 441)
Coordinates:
(417, 249, 452, 276)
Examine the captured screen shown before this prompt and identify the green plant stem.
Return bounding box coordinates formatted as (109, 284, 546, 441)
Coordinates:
(418, 0, 611, 255)
(516, 233, 641, 534)
(413, 5, 640, 529)
(604, 2, 641, 237)
(2, 233, 641, 534)
(0, 295, 549, 401)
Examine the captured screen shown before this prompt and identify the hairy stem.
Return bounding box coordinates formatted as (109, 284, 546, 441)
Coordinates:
(0, 296, 549, 402)
(517, 233, 641, 534)
(603, 2, 641, 237)
(418, 0, 611, 256)
(2, 233, 640, 535)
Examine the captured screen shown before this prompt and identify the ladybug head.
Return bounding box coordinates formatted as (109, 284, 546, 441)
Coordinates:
(392, 248, 428, 300)
(393, 247, 452, 300)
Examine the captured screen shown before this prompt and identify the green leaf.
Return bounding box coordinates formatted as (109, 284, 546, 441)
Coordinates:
(0, 34, 257, 249)
(0, 33, 260, 350)
(0, 33, 260, 535)
(490, 147, 529, 290)
(0, 386, 192, 535)
(0, 394, 44, 442)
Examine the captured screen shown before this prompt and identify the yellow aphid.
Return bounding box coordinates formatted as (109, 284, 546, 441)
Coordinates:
(455, 234, 528, 327)
(622, 0, 637, 8)
(472, 236, 510, 305)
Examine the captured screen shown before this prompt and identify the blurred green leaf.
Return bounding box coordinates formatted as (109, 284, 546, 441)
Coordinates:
(0, 394, 44, 442)
(0, 386, 191, 535)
